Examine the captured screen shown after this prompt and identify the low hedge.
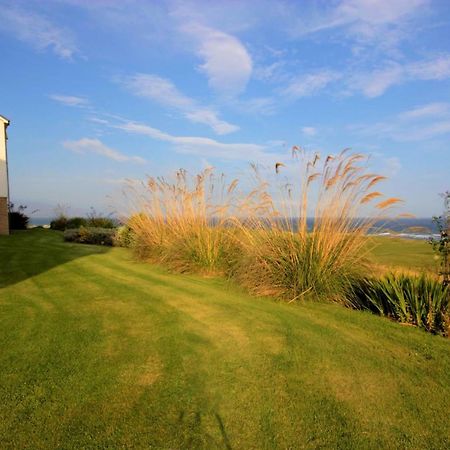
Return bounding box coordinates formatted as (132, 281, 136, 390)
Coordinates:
(64, 227, 116, 246)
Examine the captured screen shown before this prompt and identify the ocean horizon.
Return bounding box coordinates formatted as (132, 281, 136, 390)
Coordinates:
(29, 216, 442, 240)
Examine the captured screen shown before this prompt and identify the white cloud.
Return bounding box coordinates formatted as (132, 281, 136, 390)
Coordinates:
(348, 55, 450, 97)
(113, 121, 268, 161)
(50, 94, 89, 107)
(408, 55, 450, 80)
(350, 102, 450, 141)
(292, 0, 428, 52)
(0, 6, 78, 60)
(184, 109, 239, 135)
(301, 126, 317, 137)
(399, 103, 450, 120)
(182, 24, 253, 97)
(121, 73, 239, 135)
(64, 138, 146, 164)
(350, 63, 404, 97)
(282, 71, 340, 98)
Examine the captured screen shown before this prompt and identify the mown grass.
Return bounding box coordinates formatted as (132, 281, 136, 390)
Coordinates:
(369, 237, 437, 273)
(0, 229, 449, 449)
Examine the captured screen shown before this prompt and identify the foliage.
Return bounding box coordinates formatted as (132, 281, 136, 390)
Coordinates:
(63, 226, 115, 246)
(429, 191, 450, 286)
(126, 149, 400, 297)
(352, 273, 449, 335)
(8, 203, 29, 230)
(113, 225, 136, 248)
(50, 215, 68, 231)
(232, 149, 398, 302)
(66, 217, 88, 229)
(126, 168, 241, 274)
(51, 207, 117, 231)
(86, 207, 117, 228)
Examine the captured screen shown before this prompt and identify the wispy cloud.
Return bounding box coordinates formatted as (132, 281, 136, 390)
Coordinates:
(291, 0, 428, 52)
(301, 126, 317, 137)
(0, 6, 78, 60)
(349, 55, 450, 97)
(113, 120, 268, 161)
(282, 70, 341, 98)
(121, 73, 239, 134)
(50, 94, 89, 107)
(350, 102, 450, 141)
(182, 24, 253, 97)
(64, 138, 146, 164)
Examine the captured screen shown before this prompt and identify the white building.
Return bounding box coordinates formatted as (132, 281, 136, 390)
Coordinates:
(0, 115, 10, 235)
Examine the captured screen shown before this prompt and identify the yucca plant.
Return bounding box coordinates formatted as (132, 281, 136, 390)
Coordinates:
(233, 148, 401, 302)
(352, 273, 449, 335)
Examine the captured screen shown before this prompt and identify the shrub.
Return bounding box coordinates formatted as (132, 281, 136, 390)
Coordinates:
(351, 273, 449, 335)
(8, 203, 29, 230)
(50, 215, 68, 231)
(86, 216, 116, 228)
(64, 227, 115, 246)
(113, 225, 136, 248)
(66, 217, 88, 229)
(429, 191, 450, 286)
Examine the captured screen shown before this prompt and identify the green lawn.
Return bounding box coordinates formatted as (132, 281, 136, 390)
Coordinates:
(368, 236, 437, 273)
(0, 230, 449, 449)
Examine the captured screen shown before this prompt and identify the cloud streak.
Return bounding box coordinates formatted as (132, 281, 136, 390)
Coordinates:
(64, 138, 146, 164)
(122, 73, 239, 135)
(0, 6, 78, 60)
(112, 120, 268, 161)
(50, 94, 89, 107)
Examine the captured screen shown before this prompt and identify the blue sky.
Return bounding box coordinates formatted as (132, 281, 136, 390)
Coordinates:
(0, 0, 449, 218)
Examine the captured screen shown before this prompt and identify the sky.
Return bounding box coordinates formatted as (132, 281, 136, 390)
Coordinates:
(0, 0, 449, 218)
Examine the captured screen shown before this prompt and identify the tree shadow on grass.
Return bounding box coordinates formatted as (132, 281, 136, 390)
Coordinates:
(0, 229, 110, 289)
(175, 409, 233, 449)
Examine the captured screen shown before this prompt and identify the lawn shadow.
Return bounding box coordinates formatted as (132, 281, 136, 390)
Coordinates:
(0, 229, 110, 289)
(175, 409, 233, 449)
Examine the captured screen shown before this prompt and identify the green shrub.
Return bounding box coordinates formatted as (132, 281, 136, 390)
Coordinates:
(86, 216, 117, 228)
(64, 227, 115, 246)
(50, 215, 68, 231)
(113, 225, 136, 248)
(8, 203, 29, 230)
(66, 217, 88, 229)
(351, 273, 449, 335)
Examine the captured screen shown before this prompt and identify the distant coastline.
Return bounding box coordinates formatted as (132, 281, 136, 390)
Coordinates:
(29, 217, 440, 240)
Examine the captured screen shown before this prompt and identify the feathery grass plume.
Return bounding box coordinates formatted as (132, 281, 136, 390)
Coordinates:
(233, 149, 398, 302)
(124, 168, 241, 274)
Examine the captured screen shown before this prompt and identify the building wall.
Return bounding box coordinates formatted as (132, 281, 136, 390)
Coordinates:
(0, 122, 9, 235)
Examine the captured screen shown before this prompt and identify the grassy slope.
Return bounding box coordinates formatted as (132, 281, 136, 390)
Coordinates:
(0, 230, 449, 449)
(369, 236, 437, 273)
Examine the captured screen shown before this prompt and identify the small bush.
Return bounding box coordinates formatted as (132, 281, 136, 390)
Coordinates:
(66, 217, 88, 229)
(8, 203, 29, 230)
(351, 273, 449, 335)
(113, 225, 136, 248)
(86, 216, 117, 228)
(64, 227, 115, 246)
(50, 215, 68, 231)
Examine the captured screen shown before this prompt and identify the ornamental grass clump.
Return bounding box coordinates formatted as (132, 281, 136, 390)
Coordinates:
(233, 148, 401, 302)
(126, 168, 241, 275)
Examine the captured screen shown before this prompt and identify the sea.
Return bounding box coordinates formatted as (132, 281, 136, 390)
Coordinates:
(30, 216, 442, 240)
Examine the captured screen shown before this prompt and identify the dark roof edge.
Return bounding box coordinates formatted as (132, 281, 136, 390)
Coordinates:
(0, 114, 10, 125)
